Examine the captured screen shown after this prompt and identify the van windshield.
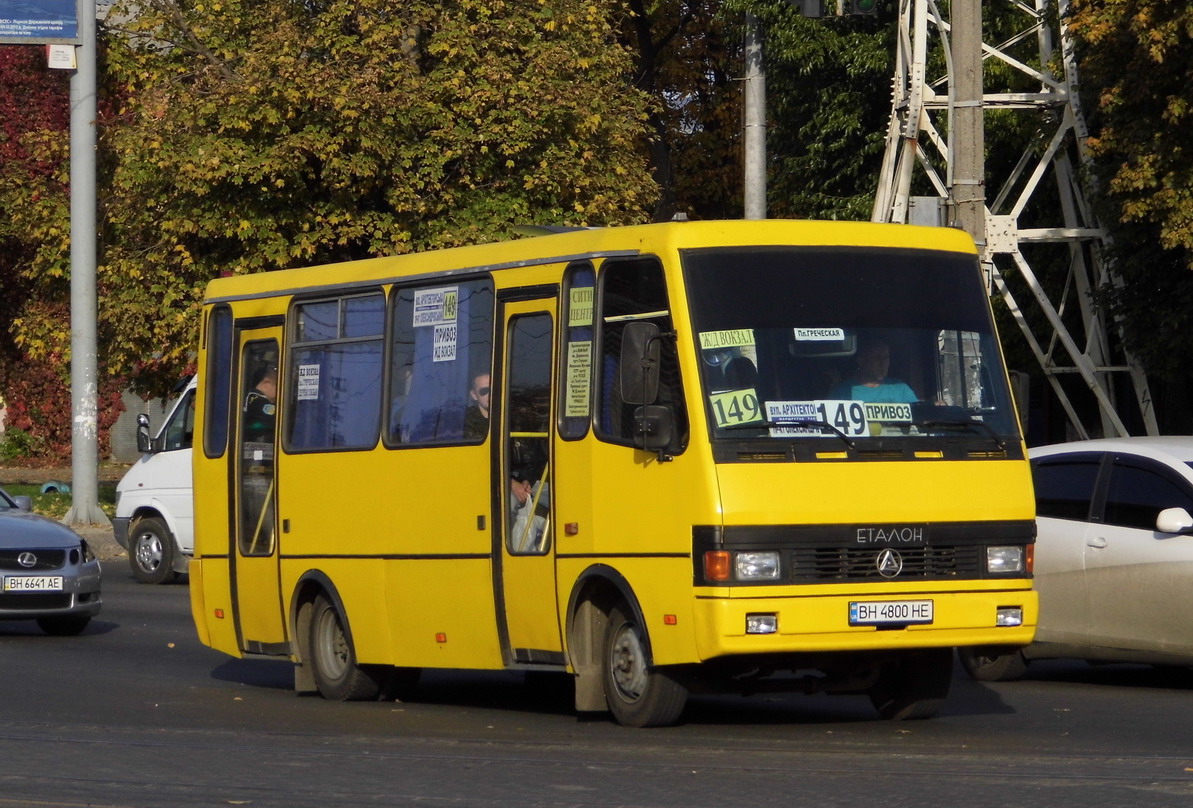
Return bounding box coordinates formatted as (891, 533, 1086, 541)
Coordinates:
(682, 246, 1021, 452)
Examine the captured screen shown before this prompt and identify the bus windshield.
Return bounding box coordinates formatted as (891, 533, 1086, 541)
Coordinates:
(682, 245, 1021, 449)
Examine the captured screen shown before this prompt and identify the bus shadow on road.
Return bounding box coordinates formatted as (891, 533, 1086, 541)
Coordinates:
(210, 657, 295, 690)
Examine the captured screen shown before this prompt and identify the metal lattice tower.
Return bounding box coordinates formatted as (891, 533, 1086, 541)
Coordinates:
(872, 0, 1157, 438)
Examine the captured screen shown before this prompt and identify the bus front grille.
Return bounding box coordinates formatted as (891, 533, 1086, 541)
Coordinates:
(790, 545, 983, 581)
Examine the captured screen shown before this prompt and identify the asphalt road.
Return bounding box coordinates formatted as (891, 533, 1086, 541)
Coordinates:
(3, 567, 1193, 807)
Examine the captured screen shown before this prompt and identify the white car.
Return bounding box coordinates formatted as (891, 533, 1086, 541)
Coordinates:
(113, 377, 195, 584)
(960, 436, 1193, 680)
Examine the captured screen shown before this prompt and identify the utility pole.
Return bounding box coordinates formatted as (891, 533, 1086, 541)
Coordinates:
(743, 12, 766, 220)
(64, 1, 108, 526)
(951, 0, 983, 245)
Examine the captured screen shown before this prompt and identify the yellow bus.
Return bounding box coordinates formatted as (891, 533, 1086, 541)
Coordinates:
(190, 219, 1036, 726)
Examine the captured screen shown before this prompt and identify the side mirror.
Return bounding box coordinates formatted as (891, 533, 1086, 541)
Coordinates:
(620, 321, 661, 406)
(1156, 507, 1193, 534)
(136, 413, 154, 454)
(633, 405, 674, 452)
(12, 495, 33, 512)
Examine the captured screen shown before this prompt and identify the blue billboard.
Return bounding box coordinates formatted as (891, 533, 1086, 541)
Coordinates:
(0, 1, 81, 44)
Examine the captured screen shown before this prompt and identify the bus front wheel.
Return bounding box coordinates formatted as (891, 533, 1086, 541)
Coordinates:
(602, 605, 687, 727)
(868, 648, 953, 720)
(308, 594, 386, 701)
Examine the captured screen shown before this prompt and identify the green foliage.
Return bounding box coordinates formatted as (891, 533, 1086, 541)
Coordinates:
(0, 428, 40, 463)
(710, 1, 896, 220)
(90, 0, 657, 393)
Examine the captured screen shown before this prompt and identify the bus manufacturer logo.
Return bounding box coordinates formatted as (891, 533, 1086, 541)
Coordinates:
(876, 549, 903, 578)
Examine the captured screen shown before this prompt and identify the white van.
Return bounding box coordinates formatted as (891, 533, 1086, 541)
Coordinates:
(113, 377, 195, 584)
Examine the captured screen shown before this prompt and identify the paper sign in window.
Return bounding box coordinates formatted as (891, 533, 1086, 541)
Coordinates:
(565, 341, 592, 417)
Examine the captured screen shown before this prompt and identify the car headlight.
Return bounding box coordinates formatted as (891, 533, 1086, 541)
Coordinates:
(81, 540, 96, 563)
(735, 551, 781, 581)
(986, 545, 1024, 574)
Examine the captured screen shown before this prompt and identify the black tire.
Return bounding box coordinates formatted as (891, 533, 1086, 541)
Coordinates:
(957, 646, 1029, 682)
(308, 594, 387, 701)
(129, 516, 178, 584)
(869, 648, 953, 720)
(603, 604, 687, 727)
(37, 615, 91, 636)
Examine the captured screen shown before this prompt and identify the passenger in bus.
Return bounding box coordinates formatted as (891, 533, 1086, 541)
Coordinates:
(243, 365, 278, 442)
(508, 401, 550, 552)
(830, 338, 918, 404)
(464, 371, 492, 438)
(465, 371, 546, 526)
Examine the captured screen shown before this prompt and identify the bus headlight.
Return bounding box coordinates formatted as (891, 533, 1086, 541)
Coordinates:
(746, 613, 778, 634)
(986, 546, 1024, 574)
(735, 551, 780, 581)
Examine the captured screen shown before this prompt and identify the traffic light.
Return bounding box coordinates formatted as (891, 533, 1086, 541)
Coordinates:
(850, 0, 878, 14)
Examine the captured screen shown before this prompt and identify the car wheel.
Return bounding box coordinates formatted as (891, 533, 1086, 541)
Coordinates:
(308, 593, 387, 701)
(957, 646, 1029, 682)
(37, 615, 91, 636)
(603, 604, 687, 727)
(129, 516, 178, 584)
(869, 648, 953, 720)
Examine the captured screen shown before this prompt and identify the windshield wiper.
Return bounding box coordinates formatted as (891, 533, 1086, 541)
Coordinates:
(723, 419, 856, 451)
(920, 418, 1006, 451)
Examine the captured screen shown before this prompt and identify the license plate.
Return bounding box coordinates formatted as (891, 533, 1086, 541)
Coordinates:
(849, 599, 933, 626)
(3, 576, 64, 592)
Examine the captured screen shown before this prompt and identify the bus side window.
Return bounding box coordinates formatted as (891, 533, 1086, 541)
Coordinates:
(558, 262, 595, 440)
(287, 293, 385, 450)
(595, 258, 688, 453)
(388, 279, 494, 446)
(203, 305, 234, 458)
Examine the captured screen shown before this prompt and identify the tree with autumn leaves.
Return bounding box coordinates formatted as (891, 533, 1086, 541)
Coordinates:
(95, 0, 659, 393)
(1068, 0, 1193, 396)
(3, 0, 1193, 455)
(0, 46, 125, 458)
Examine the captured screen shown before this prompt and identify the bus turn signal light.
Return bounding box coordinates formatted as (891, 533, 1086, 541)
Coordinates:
(704, 551, 732, 582)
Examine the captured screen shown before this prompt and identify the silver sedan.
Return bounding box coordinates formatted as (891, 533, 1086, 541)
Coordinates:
(0, 487, 102, 635)
(960, 436, 1193, 680)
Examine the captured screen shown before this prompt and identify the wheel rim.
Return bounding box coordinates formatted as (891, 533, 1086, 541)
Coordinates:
(134, 532, 163, 572)
(314, 606, 350, 681)
(608, 619, 648, 703)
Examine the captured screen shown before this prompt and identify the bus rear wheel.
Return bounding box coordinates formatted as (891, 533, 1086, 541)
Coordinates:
(868, 648, 953, 720)
(602, 605, 687, 727)
(308, 594, 386, 701)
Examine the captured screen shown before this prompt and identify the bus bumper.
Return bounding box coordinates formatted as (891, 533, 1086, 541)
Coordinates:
(690, 587, 1037, 660)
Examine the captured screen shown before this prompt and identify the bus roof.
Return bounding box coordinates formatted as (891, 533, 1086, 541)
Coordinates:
(203, 219, 977, 304)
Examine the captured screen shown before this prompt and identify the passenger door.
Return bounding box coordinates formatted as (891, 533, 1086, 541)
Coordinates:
(1082, 455, 1193, 654)
(232, 329, 287, 654)
(1031, 455, 1102, 644)
(496, 299, 563, 665)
